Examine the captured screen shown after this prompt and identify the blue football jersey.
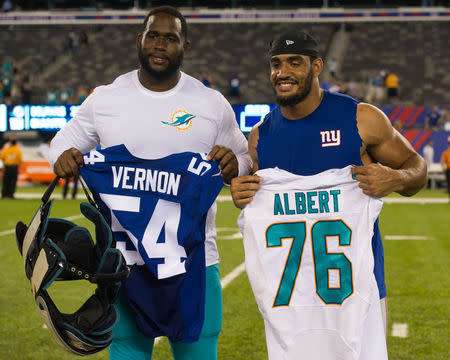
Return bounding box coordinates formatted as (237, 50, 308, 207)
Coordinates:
(79, 144, 223, 342)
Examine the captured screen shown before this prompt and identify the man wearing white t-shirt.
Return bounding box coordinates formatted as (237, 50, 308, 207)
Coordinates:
(423, 140, 434, 169)
(48, 6, 251, 360)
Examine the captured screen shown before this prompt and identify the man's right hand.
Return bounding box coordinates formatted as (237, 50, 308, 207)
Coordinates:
(53, 148, 84, 177)
(230, 175, 262, 209)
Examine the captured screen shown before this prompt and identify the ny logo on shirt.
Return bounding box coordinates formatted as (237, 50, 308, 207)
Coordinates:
(320, 130, 341, 147)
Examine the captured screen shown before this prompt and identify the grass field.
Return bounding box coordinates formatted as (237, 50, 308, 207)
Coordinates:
(0, 185, 449, 359)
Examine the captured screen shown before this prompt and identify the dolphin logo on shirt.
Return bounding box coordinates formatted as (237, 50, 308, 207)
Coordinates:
(162, 110, 196, 131)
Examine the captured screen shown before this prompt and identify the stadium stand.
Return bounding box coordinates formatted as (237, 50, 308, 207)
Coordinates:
(35, 22, 335, 104)
(341, 21, 450, 106)
(0, 25, 73, 77)
(2, 20, 449, 106)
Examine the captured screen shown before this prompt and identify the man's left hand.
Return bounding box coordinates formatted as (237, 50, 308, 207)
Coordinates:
(208, 145, 238, 184)
(351, 163, 403, 198)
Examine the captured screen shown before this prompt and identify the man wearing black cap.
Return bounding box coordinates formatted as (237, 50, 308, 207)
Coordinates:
(231, 30, 427, 359)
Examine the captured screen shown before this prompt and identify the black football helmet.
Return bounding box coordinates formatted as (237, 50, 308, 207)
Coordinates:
(15, 177, 129, 356)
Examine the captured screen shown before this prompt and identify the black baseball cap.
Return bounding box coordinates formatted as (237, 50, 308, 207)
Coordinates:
(268, 30, 319, 58)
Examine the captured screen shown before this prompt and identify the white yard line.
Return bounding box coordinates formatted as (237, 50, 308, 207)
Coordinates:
(0, 229, 15, 237)
(216, 227, 239, 232)
(13, 193, 85, 199)
(220, 262, 246, 288)
(13, 193, 449, 203)
(391, 323, 408, 338)
(216, 195, 232, 202)
(383, 197, 447, 204)
(1, 215, 83, 238)
(384, 235, 432, 241)
(220, 232, 243, 240)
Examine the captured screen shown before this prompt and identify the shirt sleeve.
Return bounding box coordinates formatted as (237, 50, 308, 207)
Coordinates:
(48, 91, 100, 169)
(215, 94, 252, 177)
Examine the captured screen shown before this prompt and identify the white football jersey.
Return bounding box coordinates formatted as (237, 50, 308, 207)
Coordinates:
(49, 70, 251, 266)
(238, 166, 388, 360)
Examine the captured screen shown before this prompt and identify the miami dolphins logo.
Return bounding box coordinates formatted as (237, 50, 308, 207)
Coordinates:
(162, 110, 196, 131)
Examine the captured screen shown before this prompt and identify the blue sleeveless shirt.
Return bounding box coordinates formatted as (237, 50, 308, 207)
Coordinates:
(257, 91, 386, 298)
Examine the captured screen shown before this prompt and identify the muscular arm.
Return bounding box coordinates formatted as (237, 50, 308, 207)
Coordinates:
(230, 125, 262, 208)
(352, 103, 427, 197)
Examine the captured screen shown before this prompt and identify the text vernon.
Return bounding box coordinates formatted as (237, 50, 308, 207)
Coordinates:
(112, 166, 181, 196)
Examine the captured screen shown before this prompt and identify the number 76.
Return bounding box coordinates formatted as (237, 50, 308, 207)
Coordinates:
(266, 219, 353, 307)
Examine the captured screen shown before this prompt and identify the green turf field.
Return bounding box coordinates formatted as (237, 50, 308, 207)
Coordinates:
(0, 186, 448, 359)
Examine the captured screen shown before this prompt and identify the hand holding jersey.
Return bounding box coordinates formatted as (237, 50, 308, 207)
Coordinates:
(238, 167, 388, 360)
(207, 145, 239, 184)
(230, 175, 262, 208)
(231, 40, 426, 208)
(48, 6, 251, 360)
(53, 145, 239, 185)
(53, 147, 84, 178)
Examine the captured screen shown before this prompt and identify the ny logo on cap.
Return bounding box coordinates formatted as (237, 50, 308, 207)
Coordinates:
(286, 40, 294, 45)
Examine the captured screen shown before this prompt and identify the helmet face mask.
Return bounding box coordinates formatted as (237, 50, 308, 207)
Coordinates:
(15, 178, 129, 355)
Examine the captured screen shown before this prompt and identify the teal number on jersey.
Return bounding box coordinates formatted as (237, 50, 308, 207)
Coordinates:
(266, 222, 307, 307)
(266, 220, 353, 307)
(311, 220, 353, 304)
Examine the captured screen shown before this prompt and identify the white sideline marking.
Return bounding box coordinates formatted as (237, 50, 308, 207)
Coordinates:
(12, 193, 449, 204)
(385, 235, 432, 240)
(217, 195, 448, 204)
(221, 262, 246, 288)
(220, 232, 243, 240)
(217, 227, 239, 232)
(216, 195, 232, 202)
(383, 197, 447, 204)
(391, 323, 408, 338)
(13, 193, 85, 199)
(0, 215, 83, 238)
(155, 262, 246, 345)
(0, 229, 14, 237)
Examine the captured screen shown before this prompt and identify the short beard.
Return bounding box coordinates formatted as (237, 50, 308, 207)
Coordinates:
(275, 67, 313, 107)
(138, 46, 184, 81)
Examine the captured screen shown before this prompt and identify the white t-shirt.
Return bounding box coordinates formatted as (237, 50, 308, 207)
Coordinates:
(423, 144, 434, 168)
(49, 70, 252, 266)
(238, 166, 388, 360)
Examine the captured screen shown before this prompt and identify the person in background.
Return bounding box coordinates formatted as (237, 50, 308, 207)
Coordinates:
(200, 71, 213, 88)
(424, 106, 442, 130)
(1, 0, 12, 12)
(228, 72, 241, 100)
(346, 77, 361, 100)
(46, 86, 59, 105)
(62, 173, 79, 199)
(20, 74, 32, 104)
(0, 134, 22, 199)
(440, 136, 450, 203)
(59, 83, 72, 105)
(328, 57, 337, 78)
(385, 71, 399, 100)
(76, 85, 89, 104)
(423, 139, 434, 188)
(366, 70, 385, 104)
(423, 140, 434, 169)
